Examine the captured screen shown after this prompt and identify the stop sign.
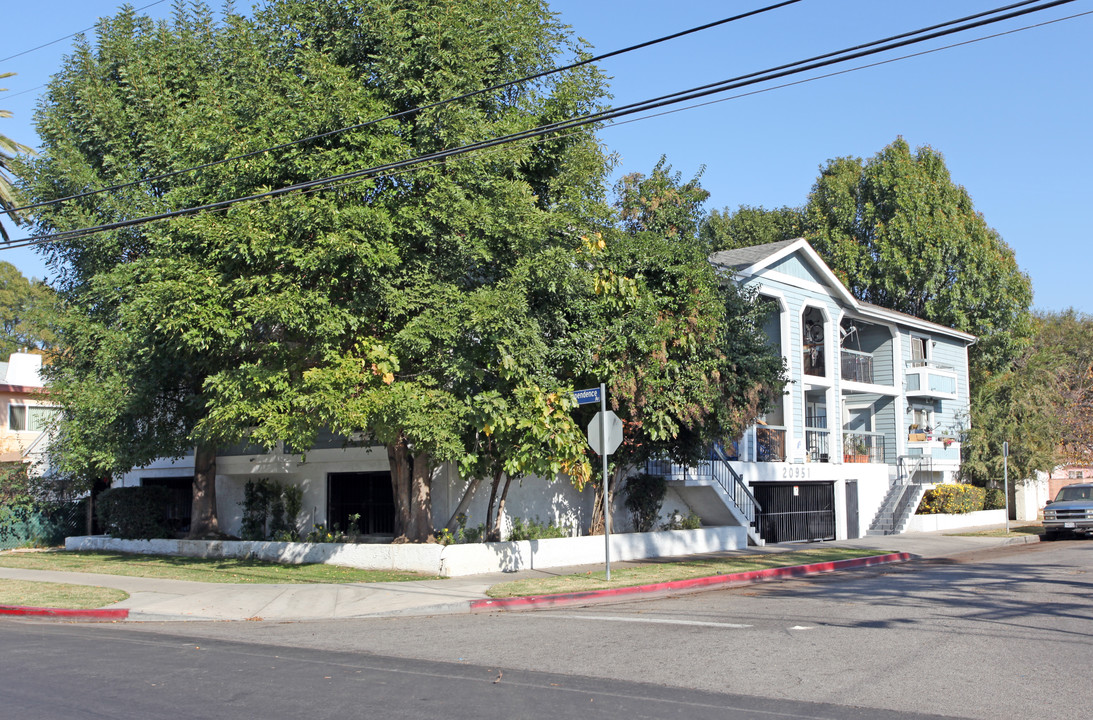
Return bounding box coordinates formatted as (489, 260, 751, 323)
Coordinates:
(587, 410, 623, 456)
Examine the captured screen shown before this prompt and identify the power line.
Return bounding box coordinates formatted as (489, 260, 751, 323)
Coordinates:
(0, 0, 172, 63)
(2, 0, 1082, 250)
(8, 0, 806, 215)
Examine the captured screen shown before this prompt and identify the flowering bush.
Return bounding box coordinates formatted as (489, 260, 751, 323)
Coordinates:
(916, 484, 986, 515)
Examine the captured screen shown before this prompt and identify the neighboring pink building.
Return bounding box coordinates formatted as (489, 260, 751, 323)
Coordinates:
(0, 352, 56, 465)
(1048, 465, 1093, 499)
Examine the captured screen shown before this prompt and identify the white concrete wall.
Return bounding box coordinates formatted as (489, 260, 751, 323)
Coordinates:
(66, 525, 747, 577)
(905, 509, 1006, 533)
(1014, 471, 1050, 522)
(120, 448, 602, 540)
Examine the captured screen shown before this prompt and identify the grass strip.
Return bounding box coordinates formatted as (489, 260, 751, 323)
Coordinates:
(0, 579, 129, 609)
(0, 550, 440, 584)
(486, 547, 887, 598)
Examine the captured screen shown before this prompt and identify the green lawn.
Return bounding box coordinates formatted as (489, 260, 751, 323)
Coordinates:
(486, 547, 889, 598)
(0, 579, 129, 609)
(0, 550, 441, 584)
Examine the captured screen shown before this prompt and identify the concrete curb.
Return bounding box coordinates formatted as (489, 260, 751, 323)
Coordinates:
(470, 552, 914, 612)
(0, 604, 129, 621)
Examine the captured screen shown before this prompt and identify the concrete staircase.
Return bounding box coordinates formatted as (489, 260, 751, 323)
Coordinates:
(867, 455, 933, 536)
(648, 449, 765, 546)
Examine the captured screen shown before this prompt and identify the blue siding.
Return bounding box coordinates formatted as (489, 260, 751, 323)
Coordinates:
(769, 253, 827, 286)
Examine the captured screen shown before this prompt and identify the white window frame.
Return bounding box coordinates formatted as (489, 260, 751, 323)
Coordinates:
(8, 404, 57, 432)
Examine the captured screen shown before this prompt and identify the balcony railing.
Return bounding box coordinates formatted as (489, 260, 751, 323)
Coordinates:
(840, 349, 874, 384)
(756, 426, 786, 462)
(842, 431, 886, 463)
(805, 427, 830, 463)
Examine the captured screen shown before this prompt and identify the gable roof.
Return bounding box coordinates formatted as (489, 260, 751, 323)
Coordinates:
(710, 238, 976, 343)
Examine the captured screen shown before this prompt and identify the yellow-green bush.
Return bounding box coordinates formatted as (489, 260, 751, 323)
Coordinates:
(916, 484, 986, 515)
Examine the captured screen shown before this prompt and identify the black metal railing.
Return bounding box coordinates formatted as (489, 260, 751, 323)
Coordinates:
(805, 427, 830, 463)
(711, 444, 761, 526)
(842, 431, 886, 464)
(645, 447, 762, 528)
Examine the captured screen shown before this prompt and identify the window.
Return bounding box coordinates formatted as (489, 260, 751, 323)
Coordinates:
(910, 336, 928, 365)
(911, 407, 932, 430)
(8, 405, 57, 432)
(1069, 470, 1086, 479)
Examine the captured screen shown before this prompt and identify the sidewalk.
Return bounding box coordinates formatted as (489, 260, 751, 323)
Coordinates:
(0, 527, 1039, 623)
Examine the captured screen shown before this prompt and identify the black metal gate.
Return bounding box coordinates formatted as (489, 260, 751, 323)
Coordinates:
(327, 472, 395, 535)
(752, 482, 835, 543)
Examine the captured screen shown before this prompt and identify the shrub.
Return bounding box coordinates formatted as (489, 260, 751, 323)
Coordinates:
(983, 487, 1006, 511)
(96, 486, 173, 539)
(661, 510, 702, 530)
(507, 517, 569, 541)
(240, 479, 303, 541)
(916, 484, 986, 514)
(624, 473, 668, 533)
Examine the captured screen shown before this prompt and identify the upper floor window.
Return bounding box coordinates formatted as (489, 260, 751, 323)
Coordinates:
(9, 405, 57, 432)
(802, 306, 826, 377)
(910, 336, 929, 365)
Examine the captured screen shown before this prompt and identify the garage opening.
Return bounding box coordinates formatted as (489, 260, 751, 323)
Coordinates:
(327, 472, 395, 536)
(752, 481, 835, 543)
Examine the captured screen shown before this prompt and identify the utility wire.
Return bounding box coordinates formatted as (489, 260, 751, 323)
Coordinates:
(8, 0, 806, 215)
(3, 0, 1081, 250)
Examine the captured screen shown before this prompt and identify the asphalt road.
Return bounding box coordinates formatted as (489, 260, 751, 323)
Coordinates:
(4, 540, 1091, 719)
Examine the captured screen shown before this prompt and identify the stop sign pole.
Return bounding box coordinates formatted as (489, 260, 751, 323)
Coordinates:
(574, 382, 621, 581)
(599, 383, 611, 580)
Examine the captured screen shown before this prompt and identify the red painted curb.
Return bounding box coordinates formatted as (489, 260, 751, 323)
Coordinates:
(471, 552, 913, 612)
(0, 604, 129, 620)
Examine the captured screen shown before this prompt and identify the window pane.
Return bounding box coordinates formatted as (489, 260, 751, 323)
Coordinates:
(8, 406, 26, 431)
(27, 406, 57, 432)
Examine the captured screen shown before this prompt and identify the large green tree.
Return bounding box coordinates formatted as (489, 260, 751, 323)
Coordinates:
(23, 0, 613, 541)
(0, 261, 55, 357)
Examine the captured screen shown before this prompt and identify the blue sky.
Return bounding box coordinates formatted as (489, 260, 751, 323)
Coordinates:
(3, 0, 1091, 313)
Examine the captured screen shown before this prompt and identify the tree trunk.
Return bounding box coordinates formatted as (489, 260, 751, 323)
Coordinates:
(444, 474, 482, 533)
(407, 451, 434, 542)
(188, 442, 220, 539)
(491, 473, 514, 542)
(484, 468, 504, 540)
(387, 435, 412, 539)
(588, 465, 627, 536)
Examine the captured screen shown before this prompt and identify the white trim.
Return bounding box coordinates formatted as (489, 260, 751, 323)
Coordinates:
(719, 241, 975, 344)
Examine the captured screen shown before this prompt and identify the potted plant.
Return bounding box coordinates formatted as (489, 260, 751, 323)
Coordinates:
(843, 433, 869, 463)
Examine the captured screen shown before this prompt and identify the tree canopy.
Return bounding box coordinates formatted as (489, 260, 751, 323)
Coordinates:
(0, 261, 55, 357)
(20, 1, 790, 542)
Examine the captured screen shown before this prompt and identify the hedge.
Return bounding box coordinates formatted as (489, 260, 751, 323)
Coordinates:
(916, 484, 987, 515)
(96, 486, 173, 539)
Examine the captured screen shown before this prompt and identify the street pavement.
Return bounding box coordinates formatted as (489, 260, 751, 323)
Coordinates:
(0, 526, 1040, 622)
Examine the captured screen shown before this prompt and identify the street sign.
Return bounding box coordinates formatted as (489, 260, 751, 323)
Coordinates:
(587, 410, 622, 456)
(572, 387, 602, 405)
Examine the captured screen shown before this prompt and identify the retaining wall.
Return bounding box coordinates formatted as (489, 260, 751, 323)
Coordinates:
(904, 508, 1007, 533)
(66, 525, 747, 577)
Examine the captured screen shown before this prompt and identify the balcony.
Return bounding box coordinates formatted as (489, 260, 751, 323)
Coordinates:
(840, 349, 874, 384)
(805, 426, 831, 463)
(905, 361, 959, 400)
(842, 431, 886, 463)
(756, 426, 786, 462)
